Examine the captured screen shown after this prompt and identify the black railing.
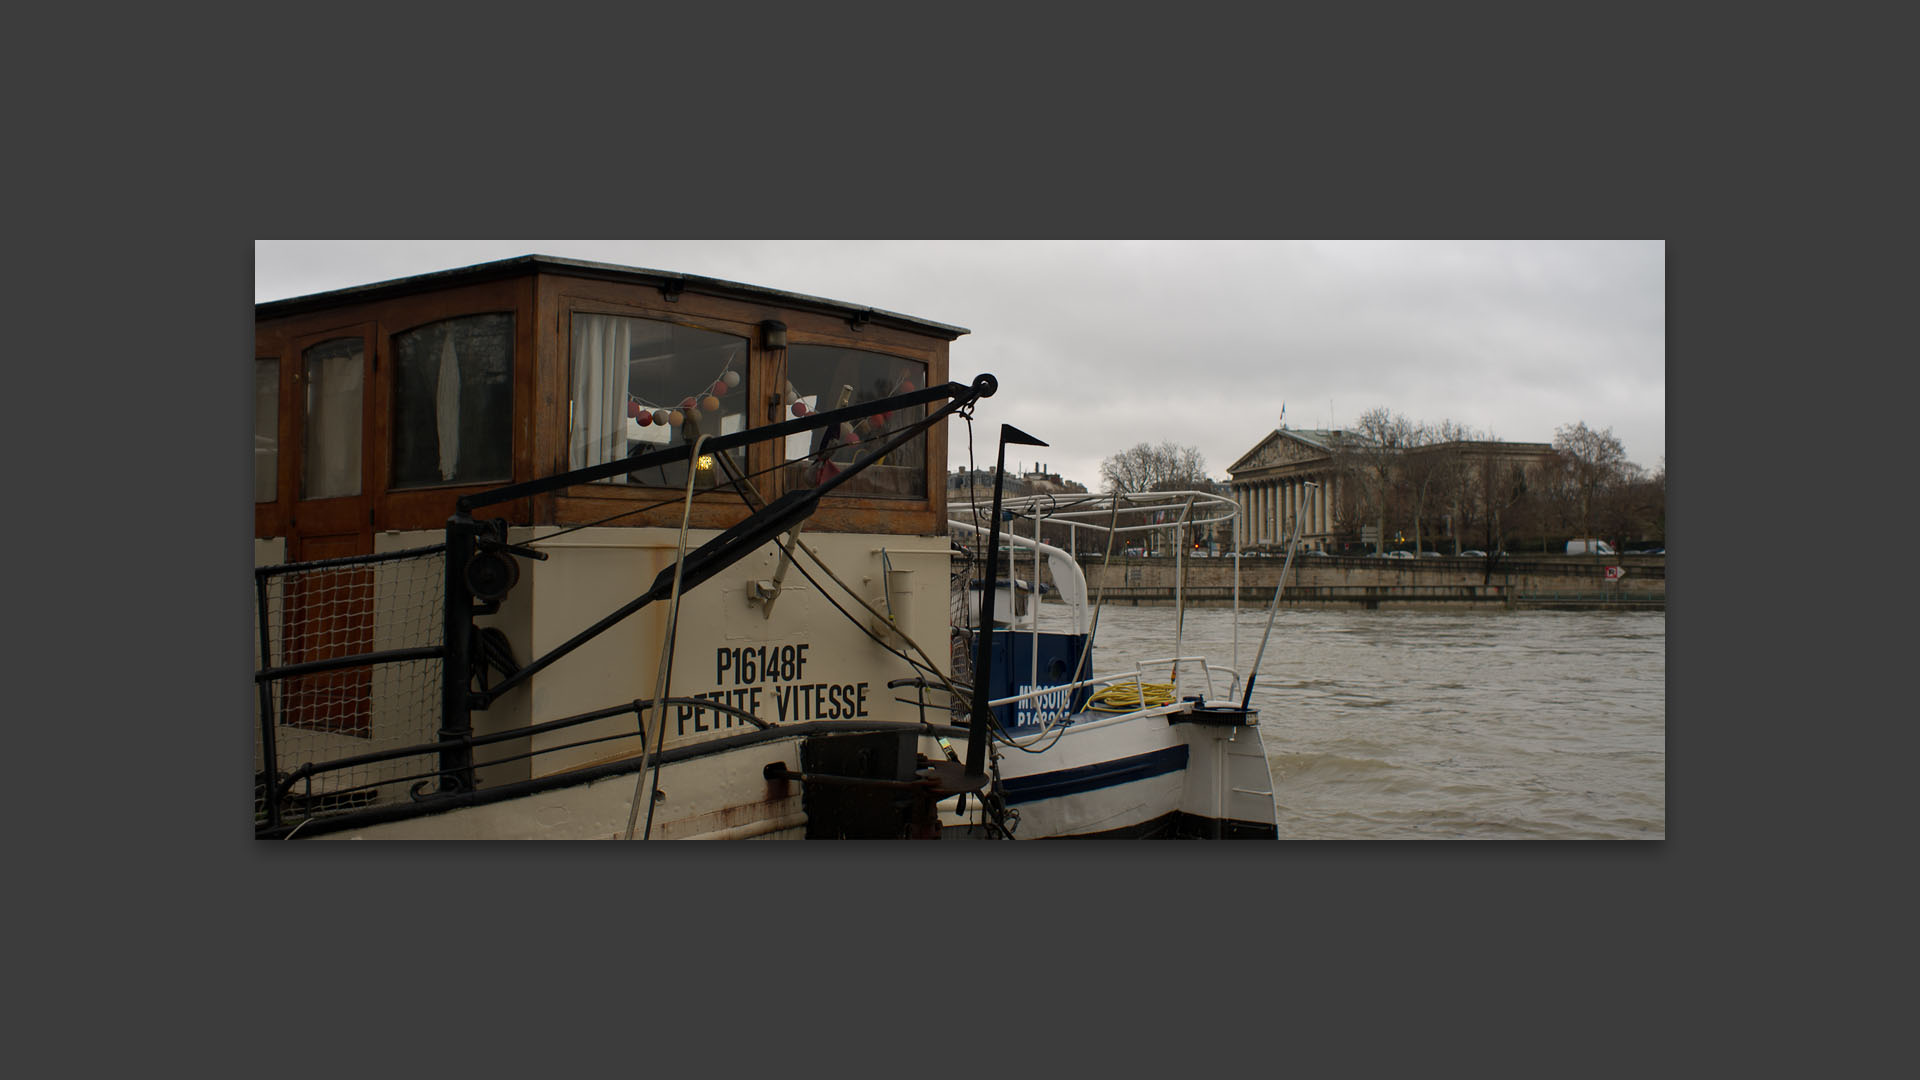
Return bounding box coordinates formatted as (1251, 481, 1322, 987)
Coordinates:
(258, 376, 1001, 837)
(254, 544, 449, 831)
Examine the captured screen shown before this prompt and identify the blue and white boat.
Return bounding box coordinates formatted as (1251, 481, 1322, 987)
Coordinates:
(937, 489, 1278, 838)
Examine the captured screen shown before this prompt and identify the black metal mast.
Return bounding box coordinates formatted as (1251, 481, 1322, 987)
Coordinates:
(964, 424, 1048, 778)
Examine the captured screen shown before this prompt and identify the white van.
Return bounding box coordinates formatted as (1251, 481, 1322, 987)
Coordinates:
(1566, 539, 1616, 555)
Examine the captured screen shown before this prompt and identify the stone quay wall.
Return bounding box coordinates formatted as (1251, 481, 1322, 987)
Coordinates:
(1031, 552, 1668, 611)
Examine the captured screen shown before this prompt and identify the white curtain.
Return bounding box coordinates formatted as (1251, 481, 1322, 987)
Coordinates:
(570, 315, 630, 472)
(305, 345, 362, 499)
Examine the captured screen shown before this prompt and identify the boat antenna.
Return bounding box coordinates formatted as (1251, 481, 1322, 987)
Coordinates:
(966, 423, 1047, 779)
(1241, 481, 1315, 710)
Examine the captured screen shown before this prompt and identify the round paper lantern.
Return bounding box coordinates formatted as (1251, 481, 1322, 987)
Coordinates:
(652, 409, 670, 426)
(681, 396, 698, 410)
(899, 379, 915, 392)
(668, 410, 685, 426)
(722, 371, 741, 388)
(792, 401, 809, 417)
(711, 380, 729, 396)
(626, 400, 639, 418)
(636, 410, 653, 427)
(701, 395, 720, 412)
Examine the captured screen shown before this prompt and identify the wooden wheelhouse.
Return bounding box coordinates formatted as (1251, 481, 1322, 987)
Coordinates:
(255, 255, 967, 558)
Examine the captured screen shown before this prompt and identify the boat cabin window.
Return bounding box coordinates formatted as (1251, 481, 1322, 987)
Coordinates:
(258, 259, 958, 544)
(569, 313, 750, 491)
(255, 357, 278, 503)
(302, 337, 364, 500)
(784, 344, 928, 500)
(390, 313, 515, 490)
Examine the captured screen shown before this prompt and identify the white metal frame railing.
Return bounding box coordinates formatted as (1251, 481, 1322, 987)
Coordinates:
(1132, 655, 1242, 702)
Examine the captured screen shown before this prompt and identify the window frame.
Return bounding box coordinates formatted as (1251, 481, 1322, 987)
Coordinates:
(254, 328, 293, 540)
(374, 279, 536, 532)
(545, 276, 950, 536)
(562, 306, 759, 496)
(780, 340, 933, 503)
(254, 277, 537, 540)
(386, 309, 519, 495)
(255, 355, 281, 506)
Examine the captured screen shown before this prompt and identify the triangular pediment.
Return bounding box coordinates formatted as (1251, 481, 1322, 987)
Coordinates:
(1227, 429, 1338, 476)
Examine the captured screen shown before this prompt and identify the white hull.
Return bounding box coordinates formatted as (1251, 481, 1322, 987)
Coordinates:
(938, 703, 1277, 838)
(311, 698, 1276, 840)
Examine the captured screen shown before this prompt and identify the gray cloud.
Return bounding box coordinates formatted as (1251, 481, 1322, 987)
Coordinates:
(256, 240, 1665, 485)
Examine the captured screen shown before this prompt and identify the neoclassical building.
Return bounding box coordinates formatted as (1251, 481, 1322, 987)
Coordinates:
(1227, 429, 1348, 550)
(1226, 428, 1557, 552)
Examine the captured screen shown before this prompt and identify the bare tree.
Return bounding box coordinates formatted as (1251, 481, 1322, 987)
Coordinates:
(1399, 421, 1452, 554)
(1595, 460, 1666, 549)
(1334, 407, 1415, 552)
(1524, 447, 1576, 554)
(1431, 420, 1479, 554)
(1554, 421, 1628, 547)
(1099, 441, 1209, 494)
(1648, 457, 1666, 544)
(1475, 446, 1531, 581)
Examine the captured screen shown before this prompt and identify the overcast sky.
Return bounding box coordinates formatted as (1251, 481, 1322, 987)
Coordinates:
(254, 240, 1665, 488)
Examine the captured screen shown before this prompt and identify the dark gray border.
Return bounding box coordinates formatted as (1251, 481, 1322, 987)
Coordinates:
(43, 4, 1862, 1066)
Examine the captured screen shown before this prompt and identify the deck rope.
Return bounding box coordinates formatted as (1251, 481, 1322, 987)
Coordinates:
(1085, 682, 1177, 712)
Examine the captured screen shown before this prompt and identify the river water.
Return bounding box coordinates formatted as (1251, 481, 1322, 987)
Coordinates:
(1038, 603, 1666, 840)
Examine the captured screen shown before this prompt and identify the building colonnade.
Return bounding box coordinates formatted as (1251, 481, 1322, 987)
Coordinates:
(1233, 472, 1339, 551)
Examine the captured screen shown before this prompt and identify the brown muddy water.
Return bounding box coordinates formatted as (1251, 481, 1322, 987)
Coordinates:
(1055, 604, 1666, 840)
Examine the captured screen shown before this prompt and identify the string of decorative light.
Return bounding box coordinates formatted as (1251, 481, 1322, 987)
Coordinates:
(625, 361, 743, 428)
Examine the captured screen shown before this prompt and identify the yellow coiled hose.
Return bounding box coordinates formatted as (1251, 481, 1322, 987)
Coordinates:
(1086, 682, 1177, 712)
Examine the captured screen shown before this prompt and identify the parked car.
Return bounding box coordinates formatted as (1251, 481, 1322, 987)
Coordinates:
(1384, 550, 1414, 559)
(1460, 549, 1487, 558)
(1419, 551, 1443, 558)
(1305, 549, 1329, 557)
(1567, 538, 1616, 556)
